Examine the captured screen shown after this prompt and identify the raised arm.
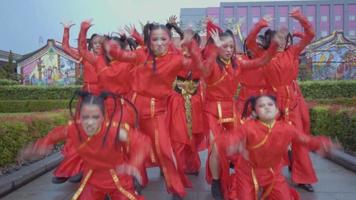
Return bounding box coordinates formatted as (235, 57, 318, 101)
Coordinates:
(166, 15, 184, 40)
(125, 25, 144, 47)
(61, 22, 80, 60)
(107, 40, 142, 64)
(289, 8, 315, 55)
(78, 20, 97, 65)
(245, 16, 271, 57)
(237, 39, 278, 70)
(291, 126, 333, 154)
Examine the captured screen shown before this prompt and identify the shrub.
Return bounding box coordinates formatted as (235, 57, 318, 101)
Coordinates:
(0, 111, 69, 167)
(310, 105, 356, 153)
(0, 85, 80, 100)
(300, 80, 356, 99)
(0, 79, 19, 86)
(0, 100, 75, 113)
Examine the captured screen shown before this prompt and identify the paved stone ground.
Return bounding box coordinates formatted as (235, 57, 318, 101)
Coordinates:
(1, 152, 356, 200)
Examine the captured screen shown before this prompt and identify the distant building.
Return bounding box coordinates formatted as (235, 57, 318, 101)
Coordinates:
(16, 39, 81, 85)
(304, 31, 356, 80)
(180, 0, 356, 40)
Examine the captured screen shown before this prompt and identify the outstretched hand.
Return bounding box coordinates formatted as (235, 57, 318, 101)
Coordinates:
(167, 15, 178, 25)
(81, 19, 93, 30)
(289, 7, 302, 18)
(61, 21, 75, 29)
(262, 14, 274, 23)
(210, 29, 223, 47)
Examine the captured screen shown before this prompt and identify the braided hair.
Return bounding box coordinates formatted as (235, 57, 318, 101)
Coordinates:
(143, 23, 171, 72)
(68, 90, 139, 147)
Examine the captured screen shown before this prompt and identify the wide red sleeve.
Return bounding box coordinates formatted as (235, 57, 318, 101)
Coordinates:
(33, 125, 68, 149)
(126, 129, 152, 169)
(78, 22, 97, 65)
(245, 18, 268, 57)
(237, 41, 278, 70)
(109, 42, 143, 64)
(200, 43, 219, 78)
(62, 27, 80, 60)
(290, 126, 332, 152)
(289, 11, 315, 55)
(131, 28, 144, 47)
(181, 40, 203, 73)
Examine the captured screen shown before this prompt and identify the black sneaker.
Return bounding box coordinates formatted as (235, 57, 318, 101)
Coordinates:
(185, 171, 199, 176)
(298, 184, 314, 192)
(133, 177, 143, 195)
(211, 179, 224, 200)
(51, 176, 68, 184)
(68, 172, 83, 183)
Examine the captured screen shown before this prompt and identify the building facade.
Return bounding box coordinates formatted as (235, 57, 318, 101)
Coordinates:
(17, 39, 81, 86)
(180, 0, 356, 40)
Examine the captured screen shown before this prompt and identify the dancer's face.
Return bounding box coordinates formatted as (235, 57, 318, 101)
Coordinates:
(92, 36, 103, 55)
(218, 36, 234, 61)
(80, 104, 104, 136)
(274, 28, 288, 51)
(254, 96, 278, 123)
(150, 29, 170, 56)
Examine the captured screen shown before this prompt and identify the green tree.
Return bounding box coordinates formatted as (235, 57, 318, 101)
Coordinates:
(0, 51, 19, 81)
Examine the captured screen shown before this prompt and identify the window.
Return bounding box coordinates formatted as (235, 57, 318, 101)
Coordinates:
(335, 15, 341, 21)
(252, 17, 259, 23)
(349, 15, 355, 21)
(321, 16, 328, 22)
(280, 17, 286, 22)
(321, 31, 328, 37)
(307, 16, 314, 21)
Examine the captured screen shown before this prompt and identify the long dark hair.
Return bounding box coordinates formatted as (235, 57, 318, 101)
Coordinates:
(263, 29, 293, 50)
(216, 30, 238, 70)
(143, 23, 171, 72)
(242, 95, 277, 119)
(68, 91, 139, 146)
(87, 34, 100, 51)
(166, 22, 184, 40)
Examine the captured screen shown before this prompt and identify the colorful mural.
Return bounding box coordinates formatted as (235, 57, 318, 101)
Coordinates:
(305, 31, 356, 80)
(18, 40, 79, 85)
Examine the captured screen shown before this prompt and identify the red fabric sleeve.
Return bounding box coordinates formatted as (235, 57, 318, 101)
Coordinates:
(126, 129, 152, 169)
(33, 125, 68, 149)
(291, 127, 332, 152)
(131, 28, 144, 47)
(201, 43, 218, 78)
(62, 27, 80, 60)
(237, 41, 278, 70)
(109, 42, 142, 64)
(245, 18, 268, 57)
(78, 21, 97, 65)
(289, 10, 315, 55)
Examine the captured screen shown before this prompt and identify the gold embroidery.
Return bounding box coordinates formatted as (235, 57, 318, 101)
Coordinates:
(71, 170, 93, 200)
(206, 71, 228, 88)
(248, 120, 275, 149)
(110, 169, 137, 200)
(150, 98, 155, 118)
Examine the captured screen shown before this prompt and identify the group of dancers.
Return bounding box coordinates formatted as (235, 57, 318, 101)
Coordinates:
(21, 8, 336, 200)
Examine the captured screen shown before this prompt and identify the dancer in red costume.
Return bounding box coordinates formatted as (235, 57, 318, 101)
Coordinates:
(165, 16, 207, 176)
(23, 92, 151, 200)
(210, 95, 334, 200)
(199, 19, 278, 200)
(236, 15, 275, 117)
(245, 8, 317, 191)
(75, 19, 103, 95)
(107, 22, 202, 200)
